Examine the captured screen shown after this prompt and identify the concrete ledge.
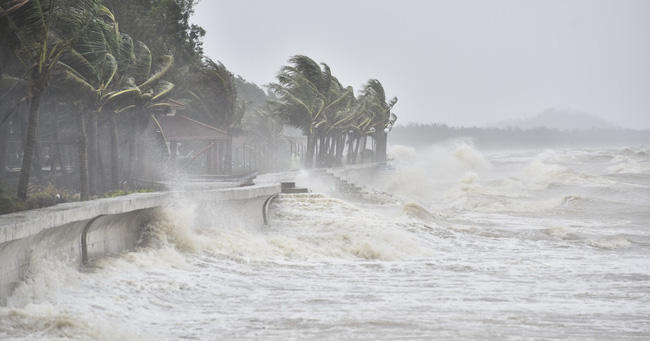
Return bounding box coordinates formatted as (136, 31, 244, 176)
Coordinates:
(0, 192, 175, 244)
(0, 182, 281, 305)
(190, 182, 280, 202)
(188, 183, 280, 228)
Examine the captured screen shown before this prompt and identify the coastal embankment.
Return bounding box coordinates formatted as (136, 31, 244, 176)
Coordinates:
(0, 182, 280, 305)
(0, 163, 390, 306)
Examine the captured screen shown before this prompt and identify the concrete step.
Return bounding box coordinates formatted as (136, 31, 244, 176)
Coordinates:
(281, 187, 310, 194)
(281, 182, 296, 189)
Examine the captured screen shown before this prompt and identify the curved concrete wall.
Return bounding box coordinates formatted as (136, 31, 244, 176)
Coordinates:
(0, 183, 280, 305)
(188, 183, 280, 228)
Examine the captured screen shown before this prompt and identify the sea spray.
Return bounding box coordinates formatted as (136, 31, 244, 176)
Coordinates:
(1, 145, 648, 339)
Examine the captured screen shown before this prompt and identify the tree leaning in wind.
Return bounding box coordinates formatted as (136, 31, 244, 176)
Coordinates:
(51, 5, 125, 198)
(102, 42, 174, 184)
(184, 58, 240, 174)
(268, 55, 354, 168)
(359, 79, 397, 163)
(0, 0, 102, 200)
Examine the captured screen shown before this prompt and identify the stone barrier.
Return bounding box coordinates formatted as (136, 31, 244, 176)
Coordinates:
(0, 183, 280, 305)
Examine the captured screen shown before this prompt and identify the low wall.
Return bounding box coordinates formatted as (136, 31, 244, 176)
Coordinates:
(188, 183, 280, 228)
(326, 162, 393, 188)
(0, 183, 280, 306)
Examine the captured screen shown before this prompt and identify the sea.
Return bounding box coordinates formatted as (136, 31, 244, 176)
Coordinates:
(1, 143, 648, 340)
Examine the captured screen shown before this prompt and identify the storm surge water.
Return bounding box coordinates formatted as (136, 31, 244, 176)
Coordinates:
(1, 144, 649, 340)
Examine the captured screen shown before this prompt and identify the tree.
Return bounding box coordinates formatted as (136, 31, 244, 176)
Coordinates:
(51, 5, 136, 195)
(102, 43, 174, 183)
(102, 0, 204, 80)
(184, 58, 240, 174)
(358, 79, 397, 162)
(268, 55, 353, 168)
(0, 0, 102, 200)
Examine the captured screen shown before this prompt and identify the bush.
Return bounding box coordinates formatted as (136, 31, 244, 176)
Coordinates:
(25, 192, 66, 210)
(102, 188, 154, 198)
(0, 182, 155, 215)
(0, 183, 74, 214)
(0, 192, 26, 215)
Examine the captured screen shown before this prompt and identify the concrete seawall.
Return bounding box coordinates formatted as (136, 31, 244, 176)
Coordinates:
(0, 183, 280, 305)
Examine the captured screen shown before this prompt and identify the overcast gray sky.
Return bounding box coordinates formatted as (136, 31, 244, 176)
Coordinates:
(192, 0, 650, 129)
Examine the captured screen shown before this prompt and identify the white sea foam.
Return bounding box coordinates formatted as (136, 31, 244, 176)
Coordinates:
(383, 142, 493, 205)
(587, 235, 632, 250)
(265, 194, 432, 261)
(6, 255, 83, 308)
(2, 146, 649, 340)
(544, 225, 572, 238)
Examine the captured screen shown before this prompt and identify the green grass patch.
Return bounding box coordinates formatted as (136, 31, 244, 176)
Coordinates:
(101, 188, 154, 198)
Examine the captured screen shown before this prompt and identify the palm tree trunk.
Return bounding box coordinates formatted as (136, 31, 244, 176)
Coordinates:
(328, 134, 337, 167)
(97, 146, 107, 192)
(375, 132, 385, 162)
(225, 132, 233, 175)
(108, 115, 119, 189)
(86, 110, 98, 196)
(305, 134, 316, 168)
(52, 117, 69, 187)
(0, 121, 8, 182)
(381, 131, 388, 162)
(127, 120, 137, 184)
(346, 134, 355, 164)
(77, 113, 89, 201)
(17, 105, 44, 187)
(356, 135, 366, 163)
(335, 134, 345, 166)
(351, 137, 358, 164)
(314, 137, 319, 165)
(16, 87, 43, 200)
(318, 133, 327, 167)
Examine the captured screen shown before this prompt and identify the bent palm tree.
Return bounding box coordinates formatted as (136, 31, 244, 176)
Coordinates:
(184, 58, 239, 174)
(102, 44, 174, 183)
(0, 0, 101, 200)
(268, 55, 354, 167)
(359, 79, 397, 162)
(53, 5, 124, 196)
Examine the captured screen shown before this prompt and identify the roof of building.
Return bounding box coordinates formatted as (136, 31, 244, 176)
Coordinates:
(155, 115, 228, 141)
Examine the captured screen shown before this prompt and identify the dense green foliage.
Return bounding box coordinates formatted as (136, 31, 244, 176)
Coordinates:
(102, 0, 204, 68)
(0, 1, 397, 212)
(268, 55, 397, 167)
(0, 0, 185, 205)
(0, 0, 104, 200)
(0, 192, 25, 214)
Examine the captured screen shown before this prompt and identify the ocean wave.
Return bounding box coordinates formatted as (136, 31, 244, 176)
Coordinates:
(587, 236, 632, 250)
(0, 303, 153, 341)
(250, 194, 436, 261)
(606, 158, 648, 175)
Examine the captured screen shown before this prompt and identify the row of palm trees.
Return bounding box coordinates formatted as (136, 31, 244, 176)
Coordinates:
(1, 2, 399, 202)
(0, 1, 177, 200)
(267, 55, 397, 168)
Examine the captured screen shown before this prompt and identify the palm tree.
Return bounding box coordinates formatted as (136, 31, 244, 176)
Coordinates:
(102, 43, 174, 183)
(0, 48, 29, 182)
(43, 4, 140, 197)
(184, 58, 240, 174)
(268, 56, 324, 168)
(358, 79, 397, 162)
(243, 106, 296, 172)
(0, 0, 102, 200)
(268, 55, 354, 168)
(318, 81, 355, 166)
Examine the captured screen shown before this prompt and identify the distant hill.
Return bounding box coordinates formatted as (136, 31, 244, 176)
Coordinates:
(489, 108, 619, 130)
